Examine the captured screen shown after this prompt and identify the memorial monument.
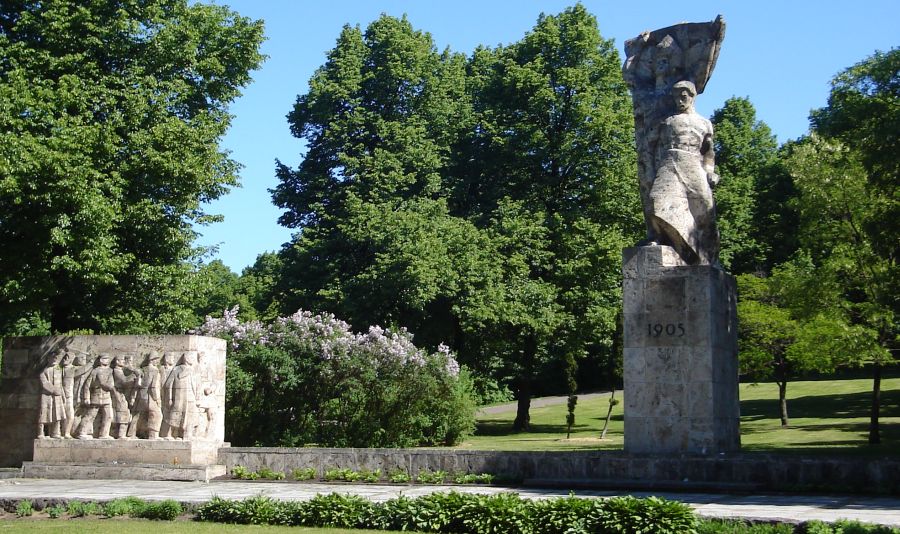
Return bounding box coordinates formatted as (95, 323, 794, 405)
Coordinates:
(621, 16, 740, 454)
(0, 335, 227, 480)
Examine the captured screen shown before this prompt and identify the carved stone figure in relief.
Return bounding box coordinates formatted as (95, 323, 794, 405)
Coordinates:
(162, 351, 200, 440)
(60, 351, 92, 439)
(158, 351, 178, 438)
(37, 351, 65, 439)
(622, 16, 726, 265)
(77, 353, 115, 439)
(195, 351, 218, 438)
(127, 351, 163, 439)
(110, 354, 138, 439)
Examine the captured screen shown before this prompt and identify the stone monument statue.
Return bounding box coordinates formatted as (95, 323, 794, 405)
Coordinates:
(37, 351, 65, 439)
(127, 350, 163, 439)
(620, 16, 739, 454)
(162, 350, 200, 440)
(623, 16, 725, 265)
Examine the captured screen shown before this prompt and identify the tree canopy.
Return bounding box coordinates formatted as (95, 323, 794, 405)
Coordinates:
(0, 0, 265, 334)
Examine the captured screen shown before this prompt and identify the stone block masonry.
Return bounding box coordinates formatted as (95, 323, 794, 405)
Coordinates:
(622, 246, 740, 454)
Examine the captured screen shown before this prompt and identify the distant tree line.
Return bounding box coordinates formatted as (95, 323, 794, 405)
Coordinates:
(0, 2, 895, 443)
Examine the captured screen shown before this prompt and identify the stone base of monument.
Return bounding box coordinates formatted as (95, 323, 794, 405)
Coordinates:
(622, 246, 740, 454)
(22, 439, 226, 481)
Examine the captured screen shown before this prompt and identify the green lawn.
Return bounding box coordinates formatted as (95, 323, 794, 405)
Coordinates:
(0, 519, 412, 534)
(457, 377, 900, 455)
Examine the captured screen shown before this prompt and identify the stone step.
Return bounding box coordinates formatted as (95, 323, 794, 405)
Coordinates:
(21, 461, 226, 482)
(0, 468, 21, 480)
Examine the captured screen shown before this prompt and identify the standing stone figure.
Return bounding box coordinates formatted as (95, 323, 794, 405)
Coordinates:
(161, 351, 200, 440)
(127, 351, 163, 439)
(111, 354, 138, 439)
(60, 351, 92, 439)
(158, 351, 178, 438)
(622, 16, 726, 265)
(195, 351, 219, 439)
(77, 353, 116, 439)
(37, 351, 65, 439)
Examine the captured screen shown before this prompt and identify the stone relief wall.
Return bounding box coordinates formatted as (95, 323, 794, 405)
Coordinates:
(0, 335, 225, 467)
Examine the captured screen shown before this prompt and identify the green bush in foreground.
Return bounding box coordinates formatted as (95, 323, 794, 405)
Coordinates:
(194, 491, 698, 533)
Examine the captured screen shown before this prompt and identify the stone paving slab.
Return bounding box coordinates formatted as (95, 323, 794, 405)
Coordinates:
(0, 478, 898, 527)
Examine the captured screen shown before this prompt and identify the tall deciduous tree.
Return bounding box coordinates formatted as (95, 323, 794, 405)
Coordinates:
(271, 16, 483, 350)
(0, 0, 265, 334)
(786, 134, 895, 444)
(456, 5, 638, 429)
(710, 97, 781, 274)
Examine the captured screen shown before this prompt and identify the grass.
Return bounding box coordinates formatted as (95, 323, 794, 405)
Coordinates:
(456, 377, 900, 455)
(0, 519, 416, 534)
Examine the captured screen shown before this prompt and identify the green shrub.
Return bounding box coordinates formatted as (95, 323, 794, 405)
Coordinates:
(196, 310, 476, 448)
(459, 492, 532, 534)
(67, 500, 102, 517)
(300, 493, 375, 528)
(415, 468, 447, 484)
(292, 467, 317, 481)
(387, 468, 411, 483)
(195, 496, 244, 523)
(597, 495, 698, 534)
(257, 466, 285, 480)
(103, 497, 147, 517)
(360, 468, 381, 483)
(374, 492, 470, 532)
(529, 495, 602, 534)
(15, 500, 33, 517)
(46, 505, 65, 519)
(698, 518, 795, 533)
(232, 465, 259, 480)
(235, 495, 281, 525)
(136, 499, 183, 521)
(803, 520, 900, 534)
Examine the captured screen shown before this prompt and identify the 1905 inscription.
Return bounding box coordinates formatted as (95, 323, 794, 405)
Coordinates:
(647, 322, 685, 337)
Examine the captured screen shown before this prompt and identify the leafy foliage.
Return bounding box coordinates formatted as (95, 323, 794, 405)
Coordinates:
(0, 0, 265, 334)
(195, 306, 475, 447)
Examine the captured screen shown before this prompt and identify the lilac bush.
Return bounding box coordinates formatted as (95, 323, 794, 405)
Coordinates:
(193, 307, 474, 447)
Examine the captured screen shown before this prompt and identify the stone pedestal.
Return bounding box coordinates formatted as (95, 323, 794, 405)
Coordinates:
(622, 246, 740, 454)
(22, 438, 226, 481)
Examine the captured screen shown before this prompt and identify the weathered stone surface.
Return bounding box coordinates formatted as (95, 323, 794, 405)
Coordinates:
(32, 437, 222, 465)
(622, 246, 739, 454)
(20, 461, 225, 482)
(623, 17, 726, 265)
(217, 447, 900, 493)
(0, 335, 226, 468)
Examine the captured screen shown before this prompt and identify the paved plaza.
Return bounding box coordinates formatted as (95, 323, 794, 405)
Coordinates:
(0, 478, 898, 527)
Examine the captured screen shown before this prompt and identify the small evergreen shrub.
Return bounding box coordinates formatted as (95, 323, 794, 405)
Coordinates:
(15, 500, 33, 517)
(300, 493, 375, 529)
(597, 495, 698, 534)
(257, 466, 285, 480)
(415, 469, 447, 484)
(46, 505, 65, 519)
(698, 518, 795, 533)
(103, 497, 146, 517)
(292, 467, 317, 481)
(387, 468, 411, 483)
(136, 499, 183, 520)
(67, 500, 102, 517)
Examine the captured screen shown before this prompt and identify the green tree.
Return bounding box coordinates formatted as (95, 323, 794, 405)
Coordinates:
(808, 50, 898, 444)
(456, 5, 638, 429)
(271, 15, 480, 351)
(710, 97, 781, 273)
(0, 0, 264, 334)
(786, 134, 895, 444)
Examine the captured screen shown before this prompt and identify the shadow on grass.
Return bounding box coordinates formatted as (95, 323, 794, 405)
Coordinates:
(475, 421, 596, 436)
(740, 389, 899, 420)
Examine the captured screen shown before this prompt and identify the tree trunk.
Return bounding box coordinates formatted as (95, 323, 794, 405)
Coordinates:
(868, 361, 882, 445)
(600, 389, 616, 439)
(778, 381, 789, 427)
(512, 334, 537, 432)
(513, 379, 531, 432)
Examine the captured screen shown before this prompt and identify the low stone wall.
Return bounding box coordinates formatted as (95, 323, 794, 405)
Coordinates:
(218, 447, 900, 493)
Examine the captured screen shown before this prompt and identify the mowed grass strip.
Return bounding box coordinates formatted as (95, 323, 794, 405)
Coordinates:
(457, 377, 899, 455)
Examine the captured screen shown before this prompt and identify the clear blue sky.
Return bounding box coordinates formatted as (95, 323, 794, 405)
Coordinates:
(197, 0, 899, 273)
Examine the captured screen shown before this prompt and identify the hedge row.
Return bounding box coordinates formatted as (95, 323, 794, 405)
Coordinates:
(195, 491, 696, 533)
